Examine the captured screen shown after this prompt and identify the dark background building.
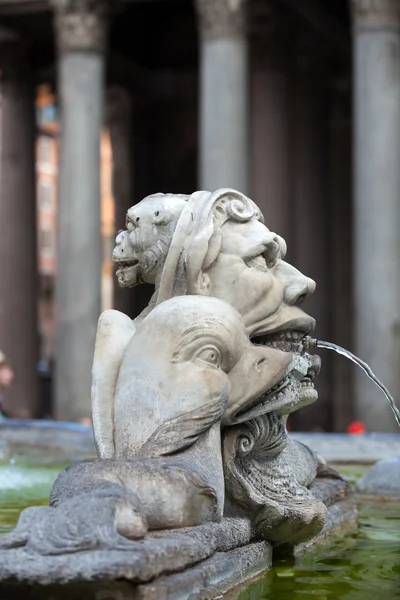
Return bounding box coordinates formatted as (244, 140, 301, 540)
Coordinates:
(0, 0, 398, 432)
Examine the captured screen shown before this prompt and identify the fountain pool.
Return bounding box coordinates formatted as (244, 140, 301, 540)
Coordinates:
(225, 500, 400, 600)
(1, 436, 399, 600)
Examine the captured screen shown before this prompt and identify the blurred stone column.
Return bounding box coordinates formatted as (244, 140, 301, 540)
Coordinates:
(0, 31, 38, 417)
(352, 0, 400, 431)
(196, 0, 250, 193)
(251, 13, 292, 251)
(52, 1, 107, 421)
(289, 46, 332, 431)
(106, 86, 135, 316)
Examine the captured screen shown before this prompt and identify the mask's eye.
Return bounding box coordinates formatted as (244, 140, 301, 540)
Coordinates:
(264, 239, 281, 267)
(193, 346, 221, 369)
(246, 254, 268, 272)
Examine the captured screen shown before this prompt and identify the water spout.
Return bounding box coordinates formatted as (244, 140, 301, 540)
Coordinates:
(304, 337, 400, 428)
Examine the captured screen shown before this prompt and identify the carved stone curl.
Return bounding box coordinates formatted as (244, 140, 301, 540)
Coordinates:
(223, 414, 327, 545)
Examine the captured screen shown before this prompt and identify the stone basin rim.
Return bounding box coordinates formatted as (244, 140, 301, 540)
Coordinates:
(2, 421, 399, 463)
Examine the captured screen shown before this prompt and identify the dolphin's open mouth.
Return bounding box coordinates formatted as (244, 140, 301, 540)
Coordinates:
(234, 326, 320, 421)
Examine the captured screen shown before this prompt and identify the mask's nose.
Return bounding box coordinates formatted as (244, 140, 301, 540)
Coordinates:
(112, 230, 130, 260)
(280, 263, 316, 306)
(115, 230, 126, 246)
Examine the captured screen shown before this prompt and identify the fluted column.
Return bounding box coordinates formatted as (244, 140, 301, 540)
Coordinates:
(52, 0, 107, 421)
(0, 32, 38, 417)
(196, 0, 250, 193)
(352, 0, 400, 431)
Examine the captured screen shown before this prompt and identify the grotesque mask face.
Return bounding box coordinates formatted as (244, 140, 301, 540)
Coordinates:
(112, 194, 189, 287)
(112, 230, 140, 288)
(205, 218, 320, 415)
(113, 189, 321, 418)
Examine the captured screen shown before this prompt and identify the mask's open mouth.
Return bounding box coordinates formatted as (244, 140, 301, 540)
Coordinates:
(232, 328, 320, 423)
(115, 258, 139, 271)
(253, 329, 308, 355)
(115, 259, 140, 287)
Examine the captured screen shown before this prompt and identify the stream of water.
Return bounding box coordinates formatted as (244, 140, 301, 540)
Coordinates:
(306, 338, 400, 428)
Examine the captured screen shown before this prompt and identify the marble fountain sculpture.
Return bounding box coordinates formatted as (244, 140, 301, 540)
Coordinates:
(0, 189, 355, 597)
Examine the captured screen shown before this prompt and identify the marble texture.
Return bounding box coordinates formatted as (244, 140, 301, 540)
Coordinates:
(0, 188, 352, 588)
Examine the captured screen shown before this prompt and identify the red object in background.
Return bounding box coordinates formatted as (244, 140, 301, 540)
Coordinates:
(347, 421, 366, 434)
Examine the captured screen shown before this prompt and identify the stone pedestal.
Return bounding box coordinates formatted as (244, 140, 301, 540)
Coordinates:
(0, 34, 38, 417)
(352, 0, 400, 432)
(196, 0, 250, 193)
(0, 476, 357, 599)
(52, 1, 107, 421)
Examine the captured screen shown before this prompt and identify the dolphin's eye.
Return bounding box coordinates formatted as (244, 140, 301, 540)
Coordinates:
(193, 346, 221, 369)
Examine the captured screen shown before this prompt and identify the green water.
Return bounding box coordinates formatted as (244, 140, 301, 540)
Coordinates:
(225, 463, 400, 599)
(225, 502, 400, 599)
(0, 465, 60, 534)
(0, 444, 68, 535)
(328, 463, 371, 485)
(0, 457, 399, 599)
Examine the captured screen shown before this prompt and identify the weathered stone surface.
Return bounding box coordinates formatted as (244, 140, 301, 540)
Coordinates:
(133, 541, 271, 600)
(0, 480, 357, 600)
(0, 188, 356, 590)
(0, 517, 254, 585)
(356, 455, 400, 498)
(295, 498, 358, 556)
(90, 189, 325, 546)
(310, 475, 350, 506)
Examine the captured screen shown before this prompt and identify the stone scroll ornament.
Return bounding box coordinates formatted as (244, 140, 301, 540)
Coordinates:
(0, 189, 347, 585)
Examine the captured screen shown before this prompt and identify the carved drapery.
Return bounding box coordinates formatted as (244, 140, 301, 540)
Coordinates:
(195, 0, 248, 40)
(352, 0, 400, 28)
(51, 0, 108, 52)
